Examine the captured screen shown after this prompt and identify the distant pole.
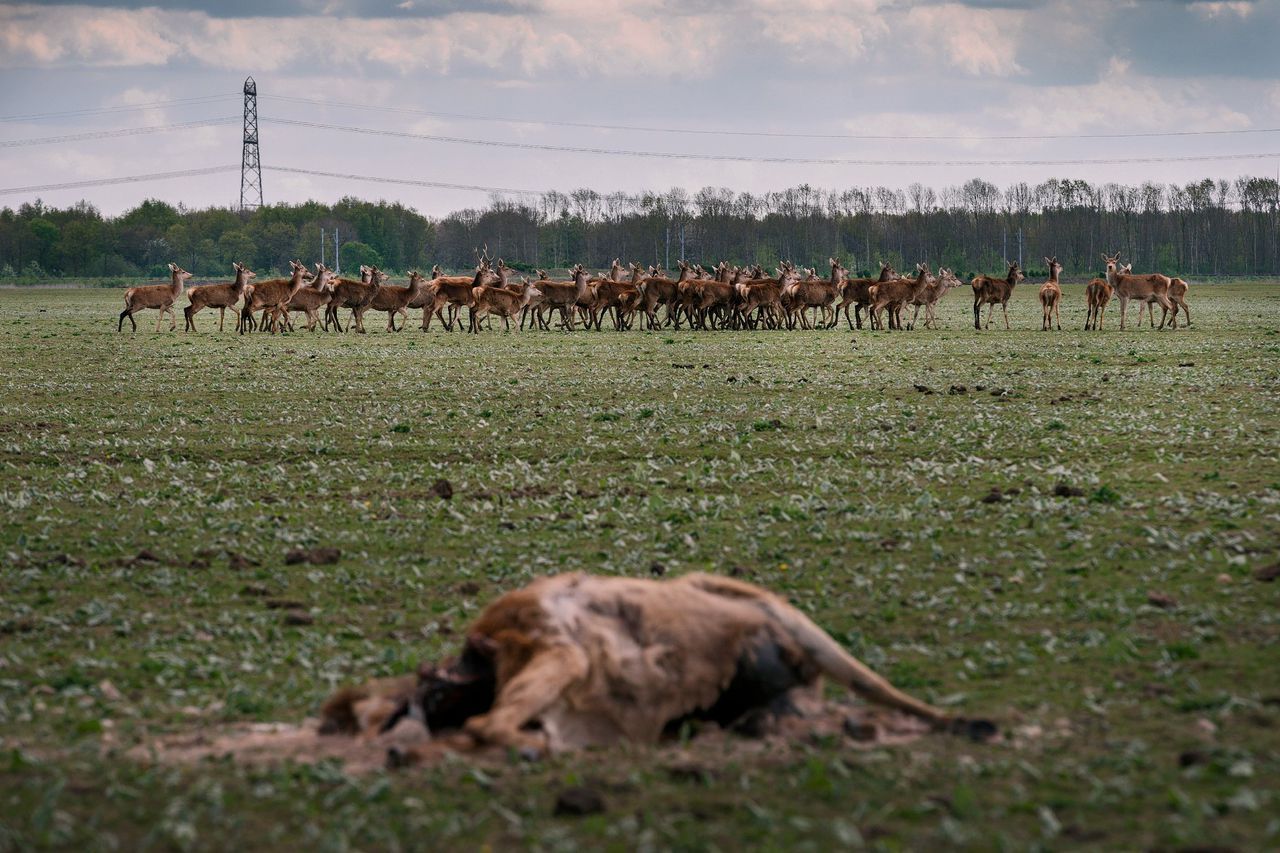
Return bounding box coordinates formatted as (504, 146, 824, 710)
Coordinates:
(334, 228, 340, 274)
(1017, 228, 1023, 268)
(665, 222, 670, 271)
(320, 228, 325, 267)
(239, 77, 263, 211)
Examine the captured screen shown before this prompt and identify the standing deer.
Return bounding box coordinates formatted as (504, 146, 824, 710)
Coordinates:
(118, 263, 191, 332)
(868, 263, 930, 331)
(1165, 278, 1191, 327)
(369, 270, 429, 331)
(971, 262, 1024, 330)
(1102, 253, 1175, 330)
(637, 262, 685, 330)
(281, 264, 337, 331)
(906, 267, 962, 330)
(837, 262, 896, 330)
(239, 261, 309, 334)
(1084, 275, 1113, 330)
(1039, 256, 1062, 331)
(184, 262, 254, 332)
(532, 264, 591, 330)
(782, 258, 843, 329)
(325, 265, 380, 333)
(470, 277, 542, 333)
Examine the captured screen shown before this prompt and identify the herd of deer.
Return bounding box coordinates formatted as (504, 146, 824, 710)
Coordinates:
(116, 250, 1190, 335)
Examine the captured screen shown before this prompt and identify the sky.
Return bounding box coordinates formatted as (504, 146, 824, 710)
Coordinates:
(2, 0, 1279, 217)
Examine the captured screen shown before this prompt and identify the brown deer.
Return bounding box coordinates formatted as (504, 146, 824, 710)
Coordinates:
(782, 259, 843, 330)
(1038, 256, 1062, 331)
(239, 261, 309, 335)
(837, 262, 896, 330)
(589, 263, 644, 330)
(532, 264, 591, 330)
(971, 262, 1024, 330)
(1165, 277, 1191, 327)
(906, 267, 962, 330)
(869, 264, 930, 331)
(1083, 275, 1112, 330)
(184, 262, 254, 332)
(470, 277, 542, 333)
(365, 270, 428, 331)
(280, 264, 337, 332)
(637, 262, 689, 330)
(325, 265, 380, 333)
(690, 266, 736, 330)
(1102, 253, 1175, 330)
(118, 263, 191, 332)
(735, 266, 796, 329)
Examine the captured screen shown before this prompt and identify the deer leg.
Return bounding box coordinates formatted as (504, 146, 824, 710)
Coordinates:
(118, 307, 134, 333)
(463, 644, 589, 753)
(1055, 301, 1061, 331)
(973, 300, 982, 331)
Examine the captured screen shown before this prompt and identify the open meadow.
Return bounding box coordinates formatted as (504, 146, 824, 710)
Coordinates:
(1, 281, 1278, 850)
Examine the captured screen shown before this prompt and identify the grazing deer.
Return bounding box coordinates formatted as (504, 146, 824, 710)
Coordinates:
(1102, 253, 1176, 330)
(470, 277, 542, 333)
(837, 262, 896, 330)
(971, 262, 1024, 330)
(365, 270, 428, 332)
(281, 264, 337, 331)
(325, 265, 380, 333)
(239, 260, 309, 334)
(118, 263, 191, 333)
(184, 262, 254, 332)
(1083, 275, 1112, 330)
(906, 267, 962, 330)
(1038, 256, 1062, 331)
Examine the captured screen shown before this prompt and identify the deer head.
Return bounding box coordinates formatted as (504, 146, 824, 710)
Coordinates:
(1044, 256, 1062, 281)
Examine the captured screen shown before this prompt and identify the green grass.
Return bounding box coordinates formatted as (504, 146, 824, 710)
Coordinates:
(1, 283, 1278, 850)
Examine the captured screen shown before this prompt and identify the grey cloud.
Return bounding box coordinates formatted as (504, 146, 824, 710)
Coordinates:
(22, 0, 525, 18)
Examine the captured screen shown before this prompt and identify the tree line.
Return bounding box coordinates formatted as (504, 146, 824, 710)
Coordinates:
(2, 176, 1277, 282)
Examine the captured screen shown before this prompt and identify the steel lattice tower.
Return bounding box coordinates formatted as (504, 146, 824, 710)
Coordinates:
(239, 77, 263, 211)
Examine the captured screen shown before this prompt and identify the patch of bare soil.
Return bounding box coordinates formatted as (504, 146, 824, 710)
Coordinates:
(117, 698, 968, 775)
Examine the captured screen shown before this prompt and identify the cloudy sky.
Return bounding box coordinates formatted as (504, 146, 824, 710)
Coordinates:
(2, 0, 1278, 216)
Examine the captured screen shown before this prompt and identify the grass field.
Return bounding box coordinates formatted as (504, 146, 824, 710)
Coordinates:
(1, 282, 1278, 850)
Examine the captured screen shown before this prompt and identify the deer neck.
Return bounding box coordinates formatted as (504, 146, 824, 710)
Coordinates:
(288, 269, 307, 297)
(574, 270, 589, 300)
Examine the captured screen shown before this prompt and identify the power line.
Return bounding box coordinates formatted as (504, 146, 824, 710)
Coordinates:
(263, 118, 1280, 167)
(265, 165, 541, 196)
(0, 94, 238, 123)
(262, 93, 1280, 143)
(0, 117, 240, 148)
(0, 164, 534, 197)
(0, 165, 240, 196)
